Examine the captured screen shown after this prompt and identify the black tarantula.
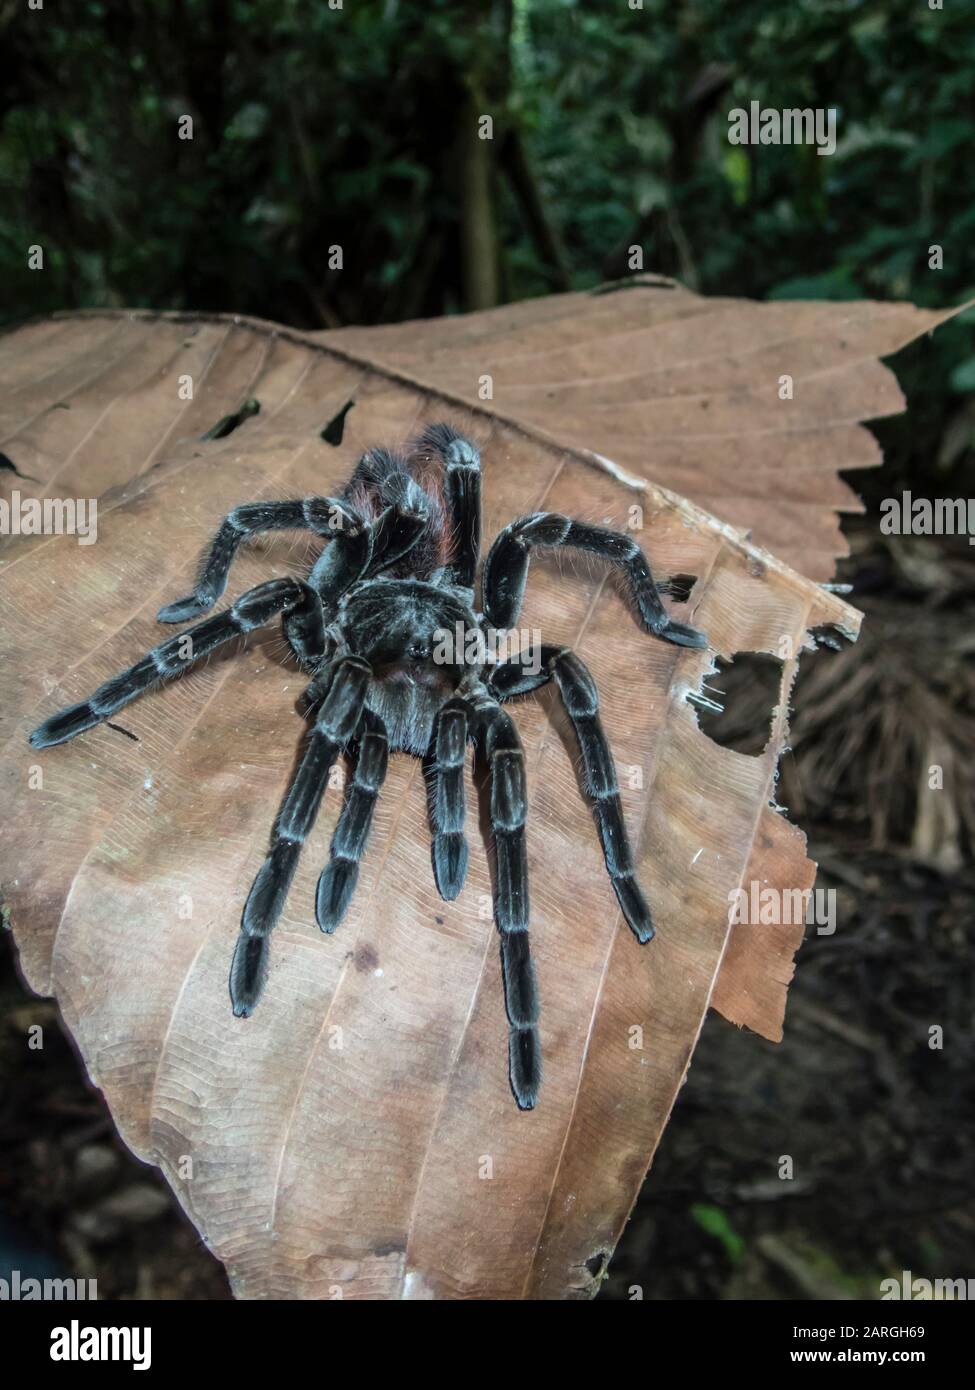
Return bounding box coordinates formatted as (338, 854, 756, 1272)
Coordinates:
(29, 425, 706, 1109)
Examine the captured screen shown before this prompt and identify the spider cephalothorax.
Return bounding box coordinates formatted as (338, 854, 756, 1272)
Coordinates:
(29, 424, 706, 1109)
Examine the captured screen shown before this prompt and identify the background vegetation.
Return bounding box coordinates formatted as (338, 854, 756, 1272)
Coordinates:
(1, 0, 972, 1300)
(2, 0, 974, 496)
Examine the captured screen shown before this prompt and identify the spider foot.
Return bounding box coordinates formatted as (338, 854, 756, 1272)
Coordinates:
(614, 874, 655, 944)
(29, 701, 99, 748)
(157, 595, 210, 624)
(509, 1026, 541, 1110)
(432, 832, 469, 901)
(316, 858, 358, 933)
(656, 618, 708, 650)
(230, 934, 269, 1016)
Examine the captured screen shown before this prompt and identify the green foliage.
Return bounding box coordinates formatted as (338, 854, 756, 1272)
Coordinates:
(1, 0, 972, 485)
(690, 1203, 745, 1264)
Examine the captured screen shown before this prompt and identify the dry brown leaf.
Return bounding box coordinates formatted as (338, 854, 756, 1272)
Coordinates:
(0, 291, 911, 1299)
(325, 275, 956, 580)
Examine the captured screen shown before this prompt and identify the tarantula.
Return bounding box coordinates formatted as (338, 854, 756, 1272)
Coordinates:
(29, 424, 706, 1109)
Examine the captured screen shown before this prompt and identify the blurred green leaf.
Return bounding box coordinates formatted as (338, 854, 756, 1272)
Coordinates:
(690, 1204, 745, 1264)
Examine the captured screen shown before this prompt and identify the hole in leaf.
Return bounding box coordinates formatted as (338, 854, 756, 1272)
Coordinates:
(0, 451, 38, 482)
(690, 652, 784, 756)
(658, 572, 697, 603)
(201, 397, 261, 441)
(321, 399, 356, 446)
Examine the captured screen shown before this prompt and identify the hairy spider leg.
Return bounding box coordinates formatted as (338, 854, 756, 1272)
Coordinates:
(427, 696, 470, 901)
(489, 646, 654, 944)
(316, 710, 390, 932)
(481, 512, 707, 649)
(473, 696, 541, 1110)
(415, 423, 482, 590)
(231, 655, 372, 1015)
(157, 497, 363, 623)
(28, 578, 324, 749)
